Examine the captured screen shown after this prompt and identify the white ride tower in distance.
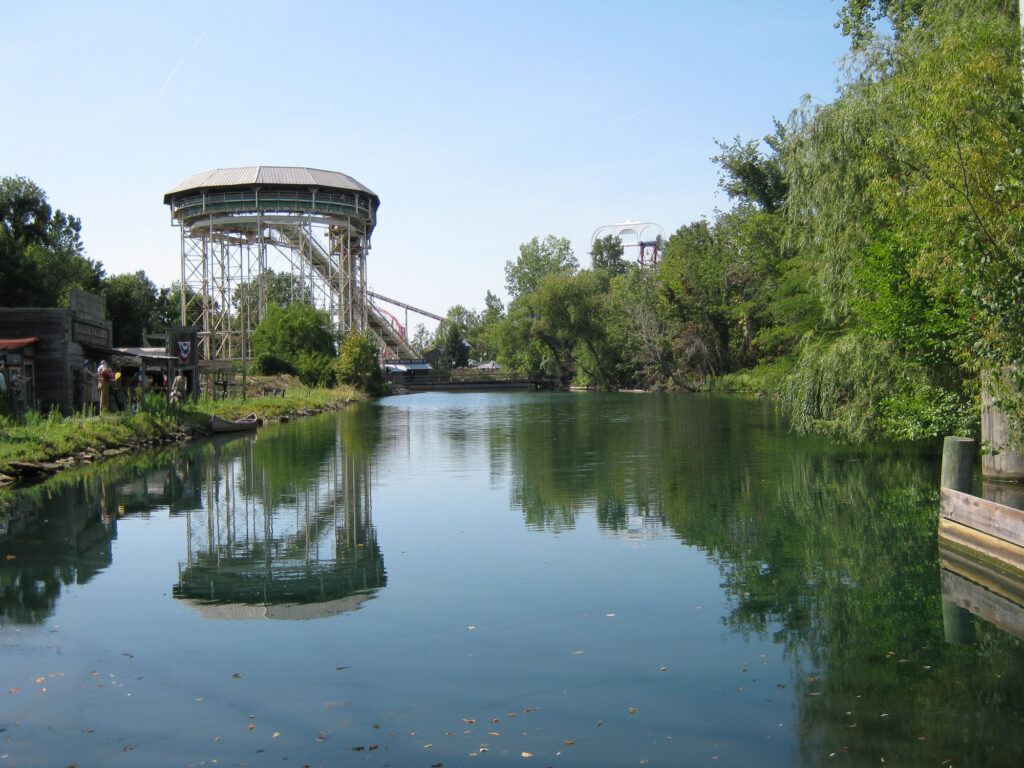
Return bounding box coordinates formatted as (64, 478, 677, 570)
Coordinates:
(591, 220, 667, 268)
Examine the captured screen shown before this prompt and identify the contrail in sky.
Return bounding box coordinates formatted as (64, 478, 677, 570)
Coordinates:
(159, 12, 223, 99)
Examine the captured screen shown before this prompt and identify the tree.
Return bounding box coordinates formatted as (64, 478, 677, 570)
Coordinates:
(232, 269, 310, 316)
(712, 123, 789, 214)
(335, 330, 388, 395)
(529, 269, 620, 389)
(836, 0, 929, 50)
(436, 322, 470, 371)
(155, 281, 204, 329)
(0, 176, 103, 307)
(250, 302, 335, 384)
(590, 235, 628, 275)
(101, 271, 159, 346)
(504, 235, 577, 300)
(782, 0, 1020, 441)
(410, 324, 434, 355)
(469, 290, 505, 361)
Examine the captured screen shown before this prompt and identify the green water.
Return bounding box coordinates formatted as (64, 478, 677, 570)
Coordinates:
(1, 392, 1023, 767)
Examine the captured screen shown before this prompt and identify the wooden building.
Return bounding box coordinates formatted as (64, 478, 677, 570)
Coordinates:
(0, 290, 201, 414)
(0, 290, 111, 414)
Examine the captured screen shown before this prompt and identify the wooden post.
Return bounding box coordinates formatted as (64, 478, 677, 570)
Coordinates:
(941, 436, 975, 493)
(981, 373, 1024, 480)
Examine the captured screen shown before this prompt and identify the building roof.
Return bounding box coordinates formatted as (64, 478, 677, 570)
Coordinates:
(0, 337, 38, 351)
(164, 166, 377, 203)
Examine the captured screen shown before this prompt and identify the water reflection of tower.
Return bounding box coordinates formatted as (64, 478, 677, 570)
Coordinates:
(174, 432, 385, 620)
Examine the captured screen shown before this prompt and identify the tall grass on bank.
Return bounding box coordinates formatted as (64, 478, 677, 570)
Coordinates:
(0, 384, 361, 473)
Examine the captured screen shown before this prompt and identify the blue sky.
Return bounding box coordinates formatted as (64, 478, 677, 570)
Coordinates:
(3, 1, 850, 326)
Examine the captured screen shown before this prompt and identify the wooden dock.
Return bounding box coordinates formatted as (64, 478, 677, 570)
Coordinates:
(938, 436, 1024, 575)
(939, 488, 1024, 573)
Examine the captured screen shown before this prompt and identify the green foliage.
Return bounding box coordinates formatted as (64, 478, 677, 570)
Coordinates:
(590, 235, 628, 275)
(409, 324, 434, 355)
(504, 235, 577, 300)
(0, 176, 103, 307)
(836, 0, 929, 50)
(295, 350, 337, 388)
(782, 0, 1020, 442)
(101, 270, 159, 345)
(251, 302, 330, 358)
(255, 354, 296, 376)
(436, 322, 469, 371)
(232, 269, 310, 316)
(155, 281, 208, 329)
(335, 331, 388, 395)
(712, 123, 789, 213)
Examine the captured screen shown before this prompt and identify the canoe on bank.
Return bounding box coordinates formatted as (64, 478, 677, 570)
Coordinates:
(210, 413, 262, 433)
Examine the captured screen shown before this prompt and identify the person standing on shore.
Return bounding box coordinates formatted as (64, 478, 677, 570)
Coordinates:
(97, 360, 115, 413)
(170, 370, 188, 405)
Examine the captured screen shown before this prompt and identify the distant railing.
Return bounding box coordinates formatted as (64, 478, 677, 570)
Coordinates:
(387, 371, 543, 389)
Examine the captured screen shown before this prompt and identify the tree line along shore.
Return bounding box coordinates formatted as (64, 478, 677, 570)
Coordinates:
(3, 1, 1023, 452)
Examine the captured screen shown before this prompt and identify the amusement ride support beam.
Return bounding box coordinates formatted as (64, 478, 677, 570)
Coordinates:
(365, 291, 445, 323)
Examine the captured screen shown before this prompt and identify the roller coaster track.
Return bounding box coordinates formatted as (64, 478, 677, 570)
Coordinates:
(272, 224, 416, 358)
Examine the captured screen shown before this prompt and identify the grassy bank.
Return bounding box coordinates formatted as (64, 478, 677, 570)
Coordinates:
(0, 376, 363, 477)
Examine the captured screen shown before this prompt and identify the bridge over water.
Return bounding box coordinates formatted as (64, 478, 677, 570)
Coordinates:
(164, 166, 440, 365)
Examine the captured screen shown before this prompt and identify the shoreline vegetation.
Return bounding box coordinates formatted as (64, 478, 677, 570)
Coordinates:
(0, 375, 364, 485)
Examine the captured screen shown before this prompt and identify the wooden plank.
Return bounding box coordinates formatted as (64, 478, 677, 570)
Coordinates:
(938, 518, 1024, 574)
(940, 487, 1024, 545)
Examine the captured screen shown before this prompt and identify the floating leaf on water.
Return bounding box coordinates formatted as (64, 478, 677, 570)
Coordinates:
(273, 732, 280, 738)
(564, 740, 575, 745)
(248, 724, 255, 730)
(466, 626, 475, 631)
(660, 667, 668, 672)
(462, 718, 476, 723)
(123, 745, 135, 751)
(231, 673, 244, 679)
(521, 752, 532, 757)
(629, 707, 638, 713)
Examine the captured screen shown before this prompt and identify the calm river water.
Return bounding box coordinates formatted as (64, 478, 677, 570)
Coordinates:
(2, 392, 1024, 767)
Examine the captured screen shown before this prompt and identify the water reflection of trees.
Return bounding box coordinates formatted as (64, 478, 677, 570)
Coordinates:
(496, 392, 1024, 766)
(173, 410, 386, 619)
(0, 449, 196, 625)
(0, 407, 387, 624)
